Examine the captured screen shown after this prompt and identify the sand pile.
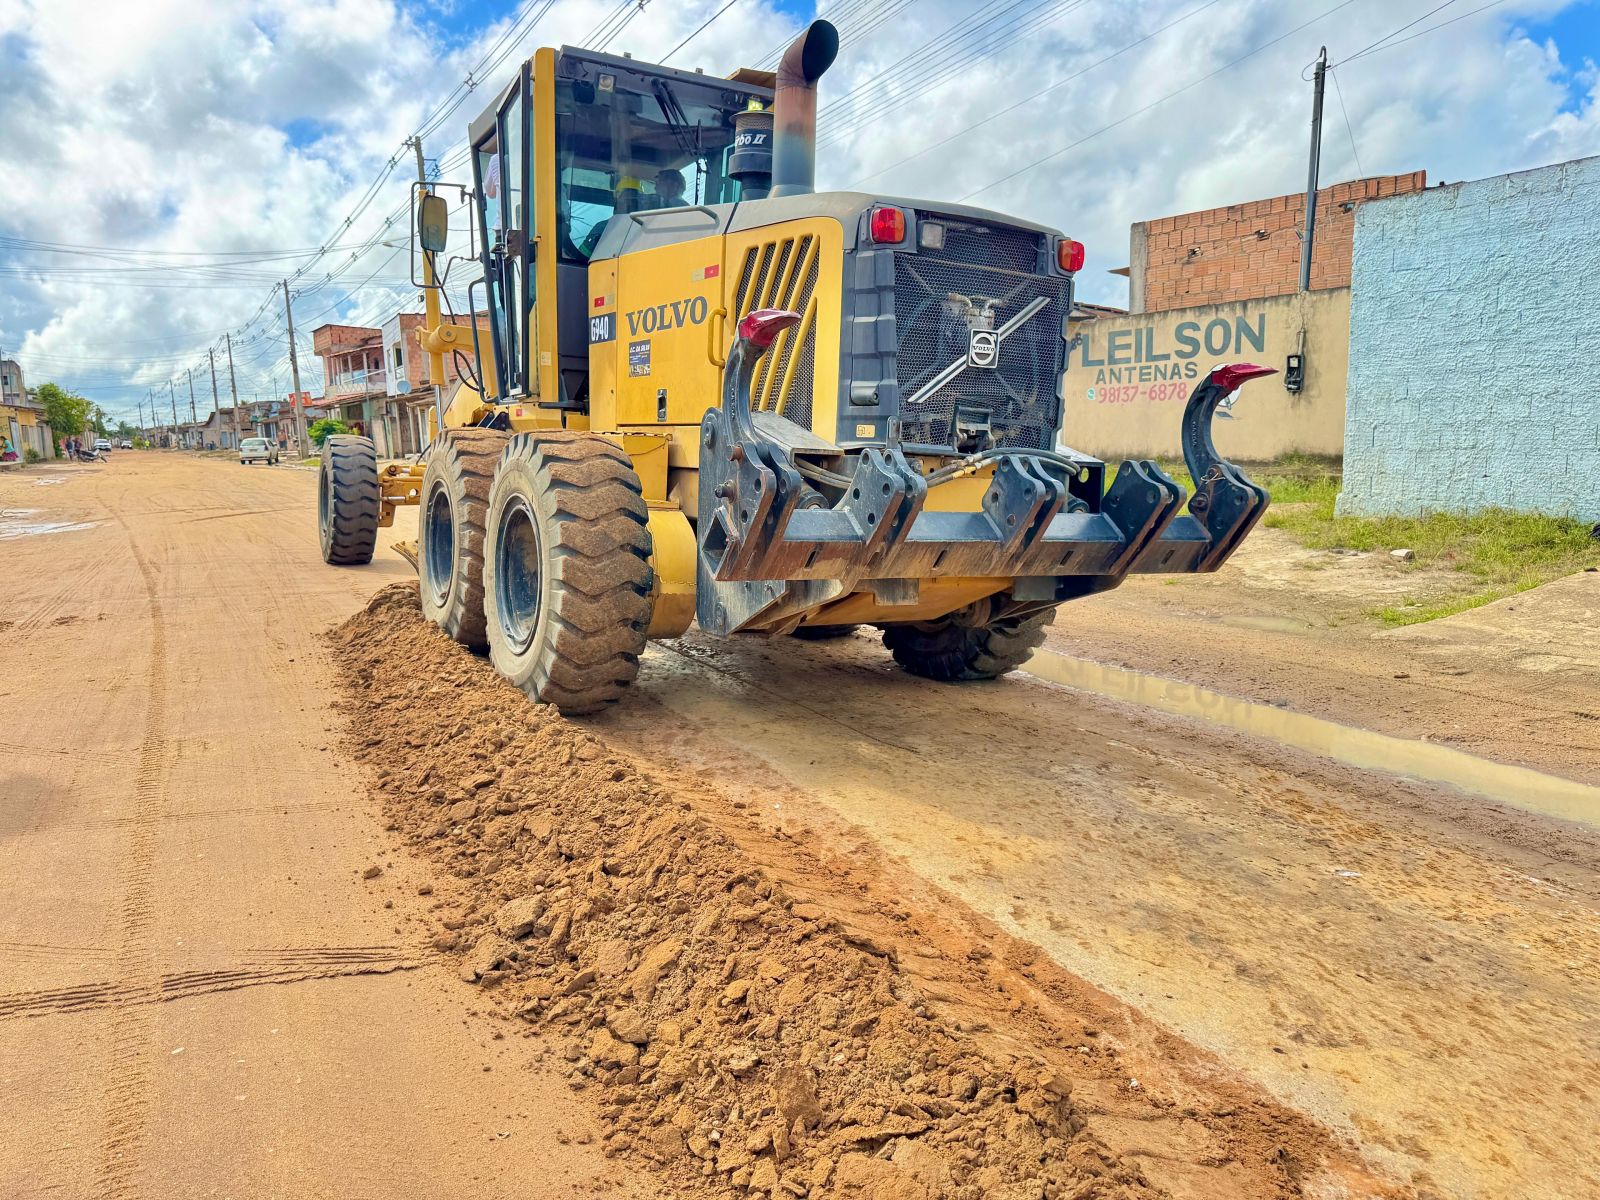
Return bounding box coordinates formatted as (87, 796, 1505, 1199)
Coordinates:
(329, 584, 1158, 1200)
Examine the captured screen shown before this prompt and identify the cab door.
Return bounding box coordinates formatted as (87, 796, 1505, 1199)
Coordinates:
(471, 63, 534, 400)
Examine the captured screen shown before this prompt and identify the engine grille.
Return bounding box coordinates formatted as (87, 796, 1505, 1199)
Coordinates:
(732, 234, 822, 428)
(894, 214, 1069, 451)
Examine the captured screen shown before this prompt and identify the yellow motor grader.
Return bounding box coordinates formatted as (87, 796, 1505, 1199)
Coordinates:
(317, 20, 1274, 714)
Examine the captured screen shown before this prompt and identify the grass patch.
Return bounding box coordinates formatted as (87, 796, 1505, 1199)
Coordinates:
(1152, 454, 1599, 624)
(1154, 453, 1342, 512)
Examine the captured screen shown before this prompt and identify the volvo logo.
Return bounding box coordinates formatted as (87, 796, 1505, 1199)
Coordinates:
(967, 328, 999, 369)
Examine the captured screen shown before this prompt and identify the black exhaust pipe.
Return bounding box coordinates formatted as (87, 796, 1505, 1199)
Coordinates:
(769, 20, 839, 199)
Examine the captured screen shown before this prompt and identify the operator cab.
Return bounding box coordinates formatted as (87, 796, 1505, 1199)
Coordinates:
(467, 49, 773, 411)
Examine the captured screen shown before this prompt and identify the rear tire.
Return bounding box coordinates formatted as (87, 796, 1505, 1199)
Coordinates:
(882, 607, 1055, 681)
(418, 427, 509, 650)
(792, 624, 860, 640)
(483, 433, 653, 716)
(318, 435, 379, 565)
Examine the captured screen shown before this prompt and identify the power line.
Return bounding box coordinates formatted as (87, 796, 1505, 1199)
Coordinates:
(1328, 67, 1364, 175)
(1339, 0, 1510, 64)
(662, 0, 742, 63)
(1335, 0, 1460, 64)
(958, 0, 1363, 202)
(845, 0, 1223, 187)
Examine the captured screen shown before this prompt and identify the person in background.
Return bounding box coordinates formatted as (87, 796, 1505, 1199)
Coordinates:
(653, 167, 686, 209)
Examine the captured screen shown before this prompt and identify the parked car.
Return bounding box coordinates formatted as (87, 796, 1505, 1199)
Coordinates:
(94, 438, 113, 455)
(240, 437, 279, 465)
(119, 439, 133, 449)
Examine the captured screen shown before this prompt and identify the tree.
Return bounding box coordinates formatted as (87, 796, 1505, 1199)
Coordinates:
(91, 404, 109, 437)
(114, 420, 137, 441)
(308, 417, 350, 447)
(36, 382, 91, 444)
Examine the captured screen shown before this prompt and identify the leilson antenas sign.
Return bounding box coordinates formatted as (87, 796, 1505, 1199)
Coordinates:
(1073, 313, 1267, 405)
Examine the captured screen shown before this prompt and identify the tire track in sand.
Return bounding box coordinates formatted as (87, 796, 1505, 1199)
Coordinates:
(93, 519, 171, 1200)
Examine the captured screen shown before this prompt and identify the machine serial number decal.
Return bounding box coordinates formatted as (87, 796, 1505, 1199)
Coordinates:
(628, 339, 652, 377)
(590, 313, 616, 343)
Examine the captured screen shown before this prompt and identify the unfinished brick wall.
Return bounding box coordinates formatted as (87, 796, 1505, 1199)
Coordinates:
(1131, 171, 1425, 314)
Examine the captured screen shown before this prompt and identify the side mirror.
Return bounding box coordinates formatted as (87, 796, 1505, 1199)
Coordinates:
(418, 193, 449, 254)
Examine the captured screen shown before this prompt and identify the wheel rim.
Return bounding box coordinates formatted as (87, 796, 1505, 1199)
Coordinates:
(494, 494, 541, 655)
(317, 459, 331, 540)
(424, 485, 456, 607)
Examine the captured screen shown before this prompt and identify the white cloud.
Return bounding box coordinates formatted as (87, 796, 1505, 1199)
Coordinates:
(1, 0, 1595, 421)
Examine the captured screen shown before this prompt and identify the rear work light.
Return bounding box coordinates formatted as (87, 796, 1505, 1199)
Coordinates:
(1057, 237, 1085, 273)
(869, 206, 906, 244)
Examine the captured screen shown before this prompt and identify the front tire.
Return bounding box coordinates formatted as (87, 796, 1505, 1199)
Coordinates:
(882, 606, 1055, 681)
(417, 428, 509, 649)
(318, 436, 378, 565)
(483, 433, 653, 716)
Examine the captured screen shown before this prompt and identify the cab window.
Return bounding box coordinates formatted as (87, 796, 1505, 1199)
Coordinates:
(554, 72, 749, 263)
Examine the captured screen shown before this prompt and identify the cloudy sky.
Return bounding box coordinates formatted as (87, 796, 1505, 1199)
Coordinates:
(1, 0, 1595, 425)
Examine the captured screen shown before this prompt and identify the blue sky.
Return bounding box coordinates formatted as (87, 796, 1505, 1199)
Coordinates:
(2, 0, 1597, 420)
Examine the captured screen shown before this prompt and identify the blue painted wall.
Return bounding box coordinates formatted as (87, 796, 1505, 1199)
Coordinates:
(1338, 156, 1600, 522)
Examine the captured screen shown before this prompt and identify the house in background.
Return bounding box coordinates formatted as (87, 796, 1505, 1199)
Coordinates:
(311, 312, 492, 459)
(380, 312, 488, 455)
(1, 358, 55, 460)
(310, 323, 390, 452)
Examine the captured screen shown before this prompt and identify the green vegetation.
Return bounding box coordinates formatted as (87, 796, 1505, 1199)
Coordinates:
(35, 381, 91, 442)
(23, 447, 41, 464)
(308, 417, 350, 447)
(1156, 454, 1599, 626)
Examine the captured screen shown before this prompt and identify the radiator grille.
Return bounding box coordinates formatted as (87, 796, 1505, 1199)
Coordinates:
(894, 215, 1069, 451)
(732, 234, 821, 428)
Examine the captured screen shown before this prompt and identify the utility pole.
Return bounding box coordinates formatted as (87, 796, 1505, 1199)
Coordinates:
(186, 367, 198, 425)
(225, 334, 244, 452)
(1299, 46, 1328, 293)
(282, 281, 309, 457)
(212, 346, 231, 449)
(168, 380, 179, 446)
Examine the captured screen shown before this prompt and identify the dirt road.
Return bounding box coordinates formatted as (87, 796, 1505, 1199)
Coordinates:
(3, 453, 1597, 1200)
(0, 456, 648, 1198)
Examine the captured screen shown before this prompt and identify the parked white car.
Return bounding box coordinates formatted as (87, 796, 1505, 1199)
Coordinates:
(118, 439, 133, 450)
(94, 438, 113, 454)
(240, 437, 279, 465)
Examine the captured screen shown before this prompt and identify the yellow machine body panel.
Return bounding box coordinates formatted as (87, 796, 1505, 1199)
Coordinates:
(589, 238, 726, 430)
(590, 216, 844, 463)
(721, 218, 842, 441)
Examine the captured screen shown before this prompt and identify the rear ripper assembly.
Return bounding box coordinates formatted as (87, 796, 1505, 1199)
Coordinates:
(698, 307, 1275, 636)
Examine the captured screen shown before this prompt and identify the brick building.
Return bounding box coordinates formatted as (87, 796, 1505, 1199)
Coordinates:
(1127, 171, 1426, 314)
(380, 311, 491, 453)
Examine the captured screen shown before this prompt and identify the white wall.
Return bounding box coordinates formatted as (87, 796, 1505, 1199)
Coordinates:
(1339, 156, 1600, 521)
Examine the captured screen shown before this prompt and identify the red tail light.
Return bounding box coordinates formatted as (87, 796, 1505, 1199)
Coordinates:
(1057, 238, 1085, 272)
(869, 206, 906, 244)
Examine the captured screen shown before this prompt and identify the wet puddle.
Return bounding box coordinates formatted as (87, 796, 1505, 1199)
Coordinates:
(0, 509, 99, 540)
(1024, 649, 1600, 826)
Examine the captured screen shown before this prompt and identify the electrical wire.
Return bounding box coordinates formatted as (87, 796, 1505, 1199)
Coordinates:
(1338, 0, 1509, 64)
(1335, 0, 1461, 64)
(662, 0, 742, 63)
(958, 0, 1363, 201)
(845, 0, 1223, 187)
(1328, 67, 1364, 175)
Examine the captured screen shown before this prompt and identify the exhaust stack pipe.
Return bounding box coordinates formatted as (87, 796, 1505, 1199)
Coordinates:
(769, 20, 839, 199)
